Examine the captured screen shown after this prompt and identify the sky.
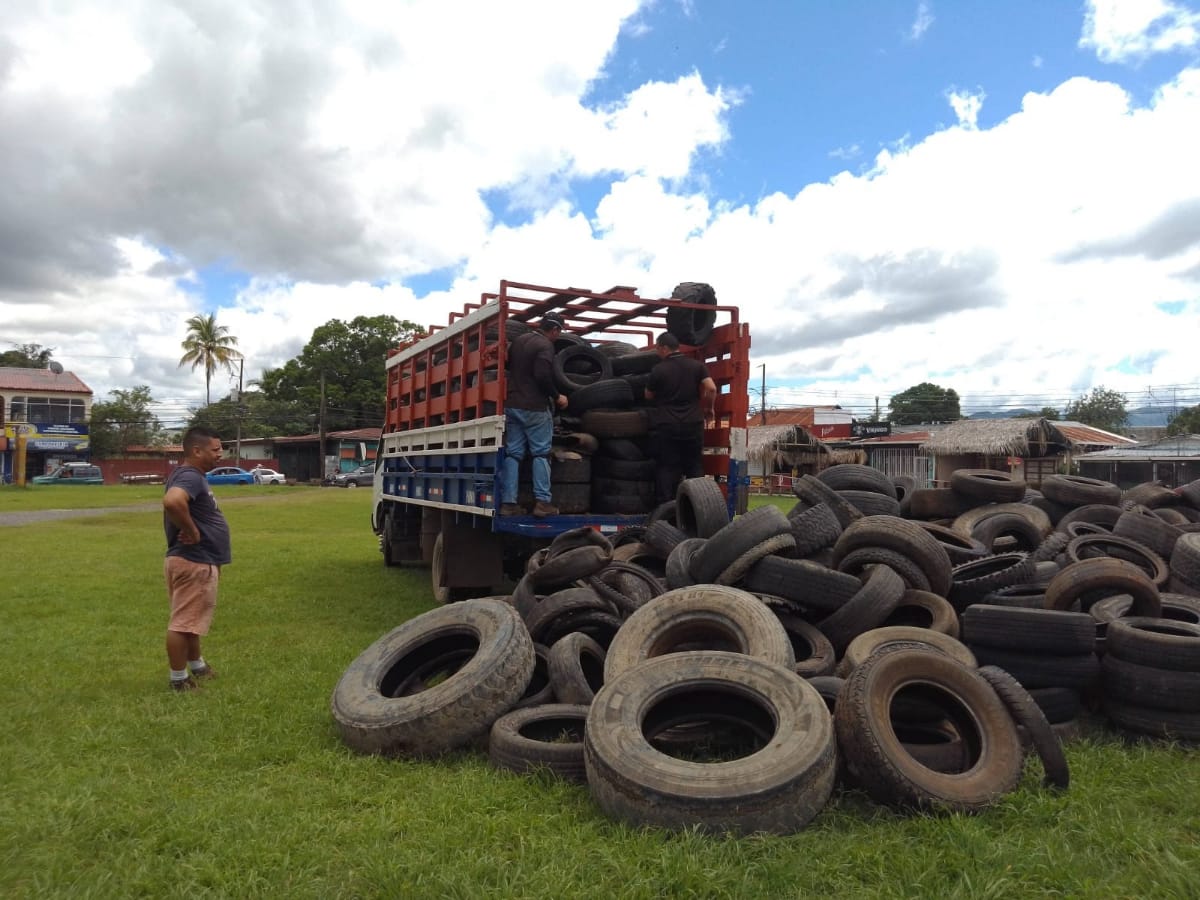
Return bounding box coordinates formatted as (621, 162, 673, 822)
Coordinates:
(2, 0, 1199, 428)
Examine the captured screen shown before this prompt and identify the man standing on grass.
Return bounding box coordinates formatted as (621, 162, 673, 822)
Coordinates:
(162, 426, 231, 692)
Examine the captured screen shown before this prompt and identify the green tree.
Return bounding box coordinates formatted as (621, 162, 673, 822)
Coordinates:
(1064, 386, 1128, 433)
(0, 343, 54, 368)
(888, 382, 962, 425)
(1167, 405, 1200, 436)
(258, 316, 426, 432)
(179, 313, 242, 405)
(186, 389, 312, 439)
(89, 386, 164, 458)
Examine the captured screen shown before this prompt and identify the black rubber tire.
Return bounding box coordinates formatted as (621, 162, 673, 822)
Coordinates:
(330, 599, 535, 756)
(1089, 591, 1200, 626)
(787, 502, 844, 556)
(1056, 504, 1123, 534)
(806, 675, 844, 714)
(1045, 557, 1162, 617)
(1113, 507, 1182, 560)
(665, 281, 719, 346)
(960, 605, 1096, 654)
(774, 612, 837, 677)
(881, 589, 961, 637)
(584, 651, 837, 834)
(816, 464, 898, 499)
(644, 520, 687, 558)
(526, 535, 613, 588)
(676, 477, 730, 538)
(1030, 531, 1071, 563)
(646, 499, 678, 526)
(831, 515, 953, 597)
(1121, 481, 1179, 510)
(522, 586, 616, 644)
(743, 555, 864, 613)
(948, 553, 1038, 610)
(793, 475, 863, 529)
(489, 703, 589, 782)
(609, 349, 661, 376)
(980, 583, 1048, 609)
(907, 488, 974, 520)
(553, 345, 612, 394)
(540, 608, 623, 649)
(914, 522, 989, 565)
(833, 646, 1024, 811)
(711, 534, 796, 586)
(838, 626, 977, 676)
(604, 585, 795, 682)
(593, 455, 656, 480)
(550, 454, 592, 483)
(690, 506, 793, 584)
(599, 438, 648, 461)
(977, 666, 1070, 790)
(592, 490, 653, 515)
(971, 513, 1045, 554)
(566, 377, 634, 415)
(1104, 616, 1200, 670)
(1029, 687, 1082, 724)
(968, 645, 1101, 691)
(1041, 474, 1121, 508)
(580, 409, 649, 440)
(836, 547, 933, 593)
(817, 564, 907, 655)
(1101, 653, 1200, 711)
(664, 537, 706, 589)
(951, 469, 1027, 504)
(510, 642, 555, 710)
(953, 504, 1052, 541)
(1170, 533, 1200, 586)
(548, 632, 607, 704)
(1103, 698, 1200, 741)
(839, 490, 903, 518)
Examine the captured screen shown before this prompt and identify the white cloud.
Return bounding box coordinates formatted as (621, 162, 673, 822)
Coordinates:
(946, 88, 986, 128)
(909, 2, 935, 41)
(1081, 0, 1200, 63)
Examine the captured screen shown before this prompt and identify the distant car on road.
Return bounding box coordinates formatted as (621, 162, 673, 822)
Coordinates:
(329, 464, 375, 488)
(32, 463, 105, 485)
(251, 467, 287, 485)
(205, 466, 255, 486)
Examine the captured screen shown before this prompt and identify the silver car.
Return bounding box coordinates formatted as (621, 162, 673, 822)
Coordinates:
(251, 467, 287, 485)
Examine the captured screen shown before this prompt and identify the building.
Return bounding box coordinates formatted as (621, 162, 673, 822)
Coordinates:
(1076, 434, 1200, 489)
(919, 417, 1136, 487)
(270, 428, 381, 482)
(1, 366, 93, 483)
(746, 408, 865, 491)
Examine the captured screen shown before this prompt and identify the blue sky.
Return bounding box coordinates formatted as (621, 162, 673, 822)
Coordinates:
(1, 0, 1199, 424)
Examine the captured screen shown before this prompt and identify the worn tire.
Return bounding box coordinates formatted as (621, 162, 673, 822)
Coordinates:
(787, 502, 844, 556)
(604, 585, 795, 682)
(969, 645, 1101, 691)
(948, 553, 1038, 610)
(881, 589, 960, 637)
(585, 651, 837, 834)
(742, 556, 864, 614)
(816, 464, 898, 499)
(960, 605, 1096, 654)
(676, 477, 730, 538)
(1044, 558, 1161, 617)
(665, 281, 718, 345)
(331, 599, 535, 756)
(580, 409, 648, 439)
(951, 469, 1027, 504)
(834, 646, 1024, 811)
(1101, 654, 1200, 711)
(794, 475, 863, 529)
(664, 537, 706, 589)
(838, 626, 977, 676)
(831, 515, 953, 597)
(553, 345, 612, 394)
(1041, 475, 1121, 508)
(977, 666, 1070, 790)
(567, 378, 634, 415)
(817, 564, 907, 655)
(690, 505, 793, 584)
(774, 612, 837, 677)
(837, 546, 933, 593)
(1104, 617, 1200, 671)
(548, 632, 607, 704)
(489, 703, 589, 782)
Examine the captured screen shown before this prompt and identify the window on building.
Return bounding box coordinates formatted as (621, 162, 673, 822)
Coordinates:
(8, 396, 86, 424)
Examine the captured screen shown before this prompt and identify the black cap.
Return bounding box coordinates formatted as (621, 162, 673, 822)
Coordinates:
(540, 312, 565, 331)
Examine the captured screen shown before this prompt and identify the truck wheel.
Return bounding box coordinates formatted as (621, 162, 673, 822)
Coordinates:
(330, 598, 535, 756)
(489, 703, 590, 782)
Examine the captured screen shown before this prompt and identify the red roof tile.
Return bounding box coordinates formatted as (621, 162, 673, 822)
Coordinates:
(0, 366, 92, 394)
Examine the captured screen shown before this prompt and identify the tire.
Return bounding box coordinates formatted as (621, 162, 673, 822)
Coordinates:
(831, 515, 953, 597)
(968, 645, 1101, 691)
(1029, 687, 1082, 724)
(598, 438, 648, 461)
(839, 490, 902, 517)
(817, 564, 907, 655)
(907, 488, 973, 520)
(610, 350, 661, 376)
(676, 477, 730, 538)
(880, 589, 961, 637)
(568, 378, 634, 415)
(1056, 504, 1123, 533)
(952, 504, 1052, 541)
(592, 490, 653, 515)
(593, 455, 657, 480)
(526, 535, 613, 588)
(644, 520, 686, 558)
(604, 584, 795, 682)
(1170, 533, 1200, 586)
(584, 652, 837, 834)
(838, 626, 977, 676)
(948, 553, 1037, 610)
(960, 605, 1096, 654)
(774, 612, 837, 677)
(1103, 698, 1200, 741)
(1104, 617, 1200, 670)
(1121, 481, 1179, 510)
(690, 506, 793, 584)
(1041, 475, 1121, 508)
(548, 632, 607, 704)
(743, 556, 863, 614)
(594, 340, 640, 358)
(951, 469, 1027, 504)
(837, 547, 933, 593)
(815, 464, 898, 499)
(1101, 654, 1200, 711)
(1044, 558, 1161, 617)
(913, 522, 989, 565)
(553, 345, 612, 394)
(580, 409, 649, 439)
(793, 475, 863, 529)
(1088, 591, 1200, 626)
(977, 666, 1070, 790)
(664, 537, 706, 589)
(1113, 507, 1182, 560)
(330, 599, 535, 756)
(665, 281, 718, 346)
(512, 643, 555, 710)
(834, 646, 1024, 811)
(522, 586, 616, 644)
(787, 502, 844, 556)
(489, 703, 589, 782)
(971, 513, 1044, 554)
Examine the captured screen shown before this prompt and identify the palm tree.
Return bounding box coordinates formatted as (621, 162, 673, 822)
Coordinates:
(178, 313, 243, 405)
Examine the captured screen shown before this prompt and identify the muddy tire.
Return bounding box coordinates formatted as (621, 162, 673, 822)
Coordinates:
(548, 632, 607, 704)
(489, 703, 589, 782)
(831, 515, 953, 597)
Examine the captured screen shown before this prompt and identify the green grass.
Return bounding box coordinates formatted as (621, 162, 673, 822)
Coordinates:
(3, 490, 1198, 898)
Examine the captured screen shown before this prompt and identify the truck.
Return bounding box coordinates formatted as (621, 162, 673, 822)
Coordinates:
(370, 279, 752, 600)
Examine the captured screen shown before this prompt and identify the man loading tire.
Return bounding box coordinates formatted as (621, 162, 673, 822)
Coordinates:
(501, 312, 569, 517)
(644, 332, 717, 506)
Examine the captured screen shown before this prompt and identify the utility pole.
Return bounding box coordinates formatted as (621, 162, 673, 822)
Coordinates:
(318, 371, 327, 481)
(234, 357, 244, 465)
(759, 364, 767, 425)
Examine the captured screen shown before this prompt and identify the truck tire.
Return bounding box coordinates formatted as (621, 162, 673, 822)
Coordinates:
(676, 476, 730, 538)
(689, 505, 793, 584)
(610, 350, 661, 376)
(815, 464, 898, 499)
(548, 632, 607, 704)
(584, 651, 836, 834)
(831, 515, 953, 597)
(817, 564, 907, 655)
(567, 378, 634, 415)
(1045, 557, 1161, 617)
(665, 282, 718, 346)
(553, 345, 612, 394)
(1104, 616, 1200, 670)
(580, 409, 649, 439)
(977, 666, 1070, 790)
(489, 703, 589, 782)
(331, 599, 535, 756)
(1041, 474, 1121, 508)
(950, 469, 1028, 504)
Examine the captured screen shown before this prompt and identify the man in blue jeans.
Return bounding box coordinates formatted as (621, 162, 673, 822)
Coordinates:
(501, 312, 568, 516)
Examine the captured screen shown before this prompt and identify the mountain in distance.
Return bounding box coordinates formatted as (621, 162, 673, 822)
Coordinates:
(966, 406, 1172, 426)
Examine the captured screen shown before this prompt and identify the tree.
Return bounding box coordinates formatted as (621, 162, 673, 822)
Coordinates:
(0, 343, 54, 368)
(258, 316, 426, 432)
(186, 389, 312, 439)
(179, 314, 242, 405)
(89, 386, 164, 458)
(1167, 405, 1200, 436)
(888, 382, 962, 425)
(1064, 386, 1128, 433)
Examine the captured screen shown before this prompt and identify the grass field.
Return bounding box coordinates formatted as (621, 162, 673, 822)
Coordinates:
(2, 487, 1198, 898)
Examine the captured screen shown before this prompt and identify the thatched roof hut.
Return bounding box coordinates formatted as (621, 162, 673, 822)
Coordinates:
(747, 424, 865, 469)
(920, 418, 1134, 456)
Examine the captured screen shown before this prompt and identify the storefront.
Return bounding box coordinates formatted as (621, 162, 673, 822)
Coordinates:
(2, 423, 91, 483)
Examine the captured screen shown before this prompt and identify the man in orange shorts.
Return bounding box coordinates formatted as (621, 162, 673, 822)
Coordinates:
(162, 426, 232, 691)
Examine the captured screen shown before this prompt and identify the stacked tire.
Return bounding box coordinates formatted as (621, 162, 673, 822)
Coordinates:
(1101, 617, 1200, 741)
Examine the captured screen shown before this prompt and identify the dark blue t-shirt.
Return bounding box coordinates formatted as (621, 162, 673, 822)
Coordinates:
(164, 466, 232, 566)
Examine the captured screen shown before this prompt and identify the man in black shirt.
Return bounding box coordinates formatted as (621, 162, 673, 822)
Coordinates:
(501, 312, 568, 516)
(644, 332, 717, 505)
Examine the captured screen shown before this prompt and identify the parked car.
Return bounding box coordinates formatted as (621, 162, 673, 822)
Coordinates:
(205, 466, 255, 485)
(330, 463, 375, 488)
(251, 467, 287, 485)
(32, 463, 104, 485)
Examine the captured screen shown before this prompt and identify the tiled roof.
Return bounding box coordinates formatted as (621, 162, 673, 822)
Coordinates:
(0, 366, 92, 394)
(272, 427, 382, 444)
(758, 407, 845, 427)
(1077, 434, 1200, 459)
